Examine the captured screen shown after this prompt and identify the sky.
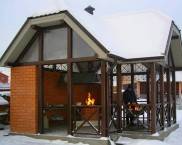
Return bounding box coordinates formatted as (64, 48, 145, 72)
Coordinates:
(0, 0, 182, 76)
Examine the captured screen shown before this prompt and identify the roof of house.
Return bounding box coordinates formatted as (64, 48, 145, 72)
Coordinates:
(0, 72, 8, 78)
(0, 0, 182, 67)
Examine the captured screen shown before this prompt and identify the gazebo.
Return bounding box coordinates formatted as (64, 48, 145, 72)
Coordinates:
(0, 8, 182, 137)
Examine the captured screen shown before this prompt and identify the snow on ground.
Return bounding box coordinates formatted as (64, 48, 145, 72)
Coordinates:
(164, 110, 182, 145)
(0, 136, 88, 145)
(116, 110, 182, 145)
(0, 127, 88, 145)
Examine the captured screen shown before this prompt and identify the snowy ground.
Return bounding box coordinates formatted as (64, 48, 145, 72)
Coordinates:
(0, 110, 182, 145)
(0, 126, 88, 145)
(116, 110, 182, 145)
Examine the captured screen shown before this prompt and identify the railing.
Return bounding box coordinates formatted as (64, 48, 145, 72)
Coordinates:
(71, 101, 176, 135)
(108, 104, 118, 133)
(164, 102, 176, 127)
(72, 105, 102, 136)
(156, 103, 164, 131)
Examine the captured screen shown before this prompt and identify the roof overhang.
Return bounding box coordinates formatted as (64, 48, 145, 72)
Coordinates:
(108, 53, 165, 64)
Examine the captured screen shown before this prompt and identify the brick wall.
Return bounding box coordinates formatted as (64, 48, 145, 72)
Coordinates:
(11, 66, 38, 134)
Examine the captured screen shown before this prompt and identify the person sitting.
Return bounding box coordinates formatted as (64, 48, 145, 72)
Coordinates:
(123, 84, 137, 126)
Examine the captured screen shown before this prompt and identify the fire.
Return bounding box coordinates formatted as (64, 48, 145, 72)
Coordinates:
(85, 92, 95, 105)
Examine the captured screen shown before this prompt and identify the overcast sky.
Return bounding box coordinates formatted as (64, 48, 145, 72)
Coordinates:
(0, 0, 182, 76)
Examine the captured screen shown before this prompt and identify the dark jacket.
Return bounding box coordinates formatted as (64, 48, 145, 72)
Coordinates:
(123, 89, 137, 105)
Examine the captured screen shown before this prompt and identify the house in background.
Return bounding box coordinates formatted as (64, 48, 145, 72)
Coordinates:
(0, 72, 10, 125)
(174, 72, 182, 108)
(0, 3, 182, 138)
(130, 72, 182, 100)
(0, 72, 9, 102)
(0, 72, 8, 84)
(176, 72, 182, 98)
(0, 72, 10, 96)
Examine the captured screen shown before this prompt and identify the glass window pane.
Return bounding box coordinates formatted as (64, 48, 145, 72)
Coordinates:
(73, 31, 96, 58)
(44, 28, 67, 60)
(20, 38, 39, 62)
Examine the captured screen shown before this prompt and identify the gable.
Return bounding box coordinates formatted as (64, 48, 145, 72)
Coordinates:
(72, 31, 96, 58)
(19, 36, 39, 63)
(0, 11, 108, 66)
(16, 24, 98, 64)
(164, 23, 182, 68)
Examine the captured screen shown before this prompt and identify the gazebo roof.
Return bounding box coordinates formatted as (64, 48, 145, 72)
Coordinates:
(0, 1, 182, 67)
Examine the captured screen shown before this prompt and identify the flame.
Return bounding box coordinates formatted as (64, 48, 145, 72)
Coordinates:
(85, 92, 95, 105)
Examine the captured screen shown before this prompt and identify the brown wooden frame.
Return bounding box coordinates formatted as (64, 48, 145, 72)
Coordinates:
(159, 65, 165, 129)
(116, 64, 122, 132)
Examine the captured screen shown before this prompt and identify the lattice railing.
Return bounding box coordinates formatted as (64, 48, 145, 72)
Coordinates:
(108, 104, 118, 133)
(72, 105, 102, 136)
(156, 103, 164, 131)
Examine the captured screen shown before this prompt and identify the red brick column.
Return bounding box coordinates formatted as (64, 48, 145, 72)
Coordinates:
(11, 66, 38, 134)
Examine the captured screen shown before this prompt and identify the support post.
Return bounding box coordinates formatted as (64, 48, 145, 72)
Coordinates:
(38, 31, 44, 134)
(166, 68, 171, 127)
(107, 63, 112, 131)
(117, 64, 122, 132)
(67, 27, 73, 134)
(159, 65, 165, 129)
(146, 70, 150, 131)
(131, 64, 134, 88)
(172, 70, 176, 123)
(150, 63, 157, 134)
(101, 61, 108, 136)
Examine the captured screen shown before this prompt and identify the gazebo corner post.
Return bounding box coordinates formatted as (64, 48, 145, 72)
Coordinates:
(38, 30, 44, 134)
(172, 69, 176, 123)
(146, 68, 151, 132)
(116, 64, 122, 132)
(101, 60, 108, 136)
(166, 68, 171, 127)
(67, 26, 73, 135)
(159, 65, 165, 130)
(130, 64, 134, 88)
(67, 62, 73, 135)
(150, 62, 157, 134)
(38, 65, 44, 134)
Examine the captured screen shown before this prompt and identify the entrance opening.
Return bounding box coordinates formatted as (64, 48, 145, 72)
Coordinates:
(43, 64, 68, 135)
(72, 61, 102, 136)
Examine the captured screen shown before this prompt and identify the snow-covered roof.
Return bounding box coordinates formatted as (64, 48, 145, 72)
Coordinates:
(0, 96, 8, 105)
(0, 83, 10, 90)
(102, 11, 172, 58)
(0, 0, 182, 67)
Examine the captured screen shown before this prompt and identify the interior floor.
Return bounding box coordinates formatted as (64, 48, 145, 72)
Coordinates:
(44, 125, 67, 136)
